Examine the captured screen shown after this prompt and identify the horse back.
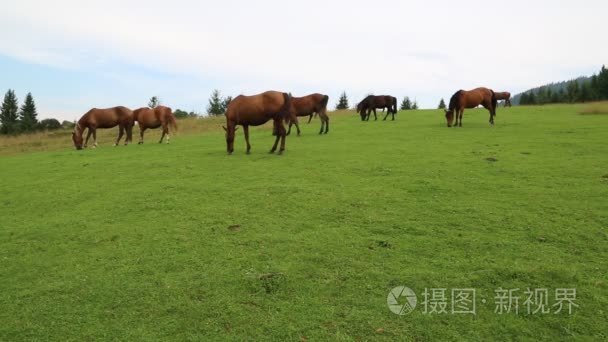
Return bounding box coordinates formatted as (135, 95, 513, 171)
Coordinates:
(81, 106, 133, 128)
(226, 91, 289, 126)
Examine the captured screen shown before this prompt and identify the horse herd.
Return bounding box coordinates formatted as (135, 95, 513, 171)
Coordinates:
(71, 88, 512, 154)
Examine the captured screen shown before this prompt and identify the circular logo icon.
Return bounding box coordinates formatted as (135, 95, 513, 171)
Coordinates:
(387, 286, 417, 315)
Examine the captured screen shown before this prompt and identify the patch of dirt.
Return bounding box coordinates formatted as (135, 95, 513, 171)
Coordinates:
(485, 157, 498, 162)
(227, 224, 241, 232)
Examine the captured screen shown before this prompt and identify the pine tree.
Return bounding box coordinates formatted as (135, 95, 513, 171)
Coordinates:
(0, 89, 19, 134)
(222, 96, 233, 113)
(148, 96, 160, 108)
(528, 91, 536, 105)
(19, 92, 38, 131)
(598, 65, 608, 100)
(336, 92, 349, 110)
(207, 89, 225, 116)
(437, 98, 446, 109)
(400, 97, 411, 110)
(411, 100, 419, 110)
(579, 82, 591, 102)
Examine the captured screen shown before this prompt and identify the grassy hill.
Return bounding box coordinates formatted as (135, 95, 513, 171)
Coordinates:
(0, 104, 607, 340)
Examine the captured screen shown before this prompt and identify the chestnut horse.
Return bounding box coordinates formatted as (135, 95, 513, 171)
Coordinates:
(72, 106, 134, 150)
(494, 91, 512, 107)
(133, 106, 177, 144)
(223, 91, 296, 154)
(356, 95, 398, 121)
(287, 93, 330, 135)
(445, 87, 497, 127)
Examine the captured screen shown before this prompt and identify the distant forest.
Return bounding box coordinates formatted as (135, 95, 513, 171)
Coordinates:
(512, 65, 608, 105)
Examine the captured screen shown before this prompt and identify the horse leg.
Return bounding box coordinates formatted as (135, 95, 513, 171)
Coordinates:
(139, 127, 146, 144)
(287, 122, 292, 135)
(383, 110, 390, 121)
(373, 108, 377, 121)
(92, 128, 98, 147)
(125, 124, 133, 145)
(159, 123, 167, 143)
(324, 113, 329, 134)
(307, 113, 313, 124)
(114, 126, 124, 146)
(243, 124, 251, 154)
(270, 120, 280, 153)
(459, 109, 464, 127)
(278, 120, 287, 154)
(84, 128, 92, 148)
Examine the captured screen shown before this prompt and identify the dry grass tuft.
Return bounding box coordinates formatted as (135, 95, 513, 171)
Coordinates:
(579, 101, 608, 115)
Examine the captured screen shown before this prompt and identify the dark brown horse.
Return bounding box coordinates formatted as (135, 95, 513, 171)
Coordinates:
(133, 105, 177, 144)
(72, 106, 134, 150)
(494, 91, 512, 107)
(445, 87, 497, 127)
(223, 91, 296, 154)
(287, 93, 329, 135)
(356, 95, 398, 121)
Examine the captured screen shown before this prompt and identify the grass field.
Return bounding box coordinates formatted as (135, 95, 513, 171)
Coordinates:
(0, 104, 607, 340)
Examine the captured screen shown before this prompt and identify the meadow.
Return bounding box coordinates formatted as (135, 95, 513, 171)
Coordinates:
(0, 104, 606, 340)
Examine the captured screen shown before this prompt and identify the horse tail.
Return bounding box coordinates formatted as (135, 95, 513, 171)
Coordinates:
(491, 90, 497, 115)
(281, 92, 293, 124)
(167, 110, 178, 132)
(320, 94, 329, 110)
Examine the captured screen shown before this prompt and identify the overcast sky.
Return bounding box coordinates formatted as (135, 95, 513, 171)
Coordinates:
(0, 0, 606, 120)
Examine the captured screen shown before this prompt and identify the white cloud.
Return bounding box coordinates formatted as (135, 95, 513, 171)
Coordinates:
(0, 0, 606, 118)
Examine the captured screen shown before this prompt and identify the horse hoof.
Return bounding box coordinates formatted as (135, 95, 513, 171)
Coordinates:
(269, 150, 275, 154)
(277, 150, 284, 155)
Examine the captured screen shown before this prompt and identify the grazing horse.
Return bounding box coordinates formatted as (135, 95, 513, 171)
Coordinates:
(494, 91, 512, 107)
(356, 95, 398, 121)
(445, 87, 497, 127)
(287, 93, 330, 135)
(223, 91, 296, 154)
(133, 105, 177, 144)
(72, 106, 134, 150)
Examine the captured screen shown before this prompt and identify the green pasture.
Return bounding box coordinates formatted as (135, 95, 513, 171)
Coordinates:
(0, 105, 606, 340)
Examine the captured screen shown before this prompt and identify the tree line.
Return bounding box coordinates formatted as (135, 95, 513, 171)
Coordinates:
(518, 65, 608, 105)
(0, 89, 70, 135)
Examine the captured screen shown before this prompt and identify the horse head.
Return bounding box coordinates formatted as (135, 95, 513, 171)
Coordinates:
(72, 122, 84, 149)
(223, 125, 238, 154)
(444, 109, 455, 127)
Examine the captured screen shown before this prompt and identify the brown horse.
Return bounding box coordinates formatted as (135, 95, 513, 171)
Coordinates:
(494, 91, 512, 107)
(287, 93, 330, 135)
(356, 95, 398, 121)
(223, 91, 296, 154)
(72, 106, 134, 150)
(445, 88, 497, 127)
(133, 105, 177, 144)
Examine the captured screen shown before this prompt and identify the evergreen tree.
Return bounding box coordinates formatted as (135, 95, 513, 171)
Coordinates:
(566, 80, 579, 103)
(528, 91, 536, 105)
(222, 96, 233, 113)
(19, 92, 38, 131)
(0, 89, 19, 134)
(400, 96, 411, 110)
(411, 100, 419, 110)
(579, 82, 591, 102)
(148, 96, 160, 108)
(207, 89, 225, 116)
(520, 92, 529, 105)
(335, 92, 349, 110)
(437, 98, 446, 109)
(598, 65, 608, 100)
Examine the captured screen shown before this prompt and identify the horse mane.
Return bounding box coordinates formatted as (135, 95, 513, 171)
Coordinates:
(448, 91, 462, 111)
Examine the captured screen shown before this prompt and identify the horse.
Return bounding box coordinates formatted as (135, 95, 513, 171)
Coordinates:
(72, 106, 134, 150)
(494, 91, 512, 107)
(223, 91, 296, 155)
(356, 95, 398, 121)
(444, 87, 497, 127)
(286, 93, 330, 135)
(133, 105, 177, 144)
